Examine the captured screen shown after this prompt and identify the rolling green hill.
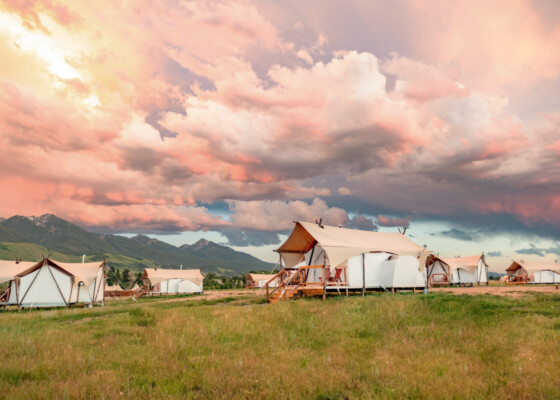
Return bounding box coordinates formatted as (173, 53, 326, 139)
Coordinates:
(0, 214, 273, 275)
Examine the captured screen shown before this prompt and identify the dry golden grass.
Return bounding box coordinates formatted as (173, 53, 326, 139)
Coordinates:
(1, 292, 560, 399)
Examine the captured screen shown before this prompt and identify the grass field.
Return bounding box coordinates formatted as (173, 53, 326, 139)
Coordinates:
(1, 292, 560, 399)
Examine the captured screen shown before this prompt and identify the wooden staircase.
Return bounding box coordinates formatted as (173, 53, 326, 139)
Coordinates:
(265, 266, 328, 303)
(132, 285, 149, 298)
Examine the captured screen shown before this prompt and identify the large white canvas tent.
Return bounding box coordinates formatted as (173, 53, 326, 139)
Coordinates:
(246, 273, 279, 289)
(506, 260, 560, 284)
(2, 258, 105, 308)
(142, 268, 204, 294)
(427, 255, 488, 286)
(271, 221, 430, 300)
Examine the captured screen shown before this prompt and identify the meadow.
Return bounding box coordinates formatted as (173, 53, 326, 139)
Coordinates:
(1, 292, 559, 399)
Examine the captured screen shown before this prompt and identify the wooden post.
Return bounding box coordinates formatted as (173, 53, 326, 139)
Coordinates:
(308, 241, 317, 266)
(322, 263, 326, 301)
(362, 253, 365, 297)
(345, 267, 349, 298)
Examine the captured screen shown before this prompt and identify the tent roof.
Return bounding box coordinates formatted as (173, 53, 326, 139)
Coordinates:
(52, 261, 104, 285)
(506, 260, 560, 274)
(276, 221, 429, 269)
(105, 282, 122, 291)
(0, 260, 38, 284)
(142, 268, 204, 286)
(15, 259, 104, 285)
(247, 273, 277, 282)
(433, 255, 484, 275)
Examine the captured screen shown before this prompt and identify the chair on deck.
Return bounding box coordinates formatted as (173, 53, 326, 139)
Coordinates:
(331, 268, 343, 283)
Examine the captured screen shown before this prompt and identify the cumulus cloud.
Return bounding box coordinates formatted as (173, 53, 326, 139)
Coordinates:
(346, 215, 378, 231)
(0, 0, 558, 247)
(517, 244, 560, 257)
(376, 215, 410, 228)
(486, 251, 503, 257)
(227, 198, 348, 231)
(437, 229, 480, 242)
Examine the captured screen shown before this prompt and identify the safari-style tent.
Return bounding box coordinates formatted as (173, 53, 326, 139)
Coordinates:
(268, 221, 430, 301)
(0, 260, 36, 304)
(506, 260, 560, 284)
(427, 254, 488, 286)
(2, 258, 105, 308)
(104, 282, 126, 297)
(246, 273, 279, 289)
(142, 268, 204, 295)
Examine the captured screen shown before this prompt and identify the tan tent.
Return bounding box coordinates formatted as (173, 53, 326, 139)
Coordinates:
(142, 268, 204, 294)
(6, 258, 105, 308)
(427, 254, 488, 286)
(277, 221, 429, 269)
(0, 260, 36, 285)
(105, 282, 122, 291)
(269, 221, 430, 301)
(246, 273, 279, 289)
(506, 260, 560, 283)
(0, 260, 37, 304)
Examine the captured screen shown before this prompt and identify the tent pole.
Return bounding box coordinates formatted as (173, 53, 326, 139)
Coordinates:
(424, 257, 430, 294)
(19, 261, 46, 306)
(308, 241, 317, 266)
(46, 264, 69, 307)
(322, 262, 326, 301)
(15, 278, 19, 306)
(68, 276, 75, 306)
(362, 253, 365, 297)
(345, 267, 348, 298)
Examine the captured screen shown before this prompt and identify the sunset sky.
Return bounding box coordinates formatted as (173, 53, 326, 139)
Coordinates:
(0, 0, 559, 269)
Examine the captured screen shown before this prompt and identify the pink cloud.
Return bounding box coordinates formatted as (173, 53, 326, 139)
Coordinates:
(227, 198, 348, 231)
(376, 215, 410, 228)
(0, 0, 558, 239)
(408, 0, 560, 91)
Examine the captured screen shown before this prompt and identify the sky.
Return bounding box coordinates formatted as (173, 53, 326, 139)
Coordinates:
(0, 0, 559, 270)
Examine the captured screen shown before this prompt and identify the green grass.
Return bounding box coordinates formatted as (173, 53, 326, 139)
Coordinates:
(1, 293, 560, 399)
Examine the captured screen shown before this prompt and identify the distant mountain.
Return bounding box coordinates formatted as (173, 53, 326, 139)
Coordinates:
(0, 224, 23, 242)
(0, 214, 273, 275)
(488, 271, 506, 280)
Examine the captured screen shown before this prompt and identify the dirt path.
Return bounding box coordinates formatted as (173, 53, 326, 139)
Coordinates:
(431, 285, 560, 297)
(156, 289, 264, 303)
(106, 289, 264, 304)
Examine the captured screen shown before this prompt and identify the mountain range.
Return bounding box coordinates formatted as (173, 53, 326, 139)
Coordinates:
(0, 214, 274, 275)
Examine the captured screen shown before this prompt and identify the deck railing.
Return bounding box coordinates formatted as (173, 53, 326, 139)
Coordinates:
(265, 265, 349, 301)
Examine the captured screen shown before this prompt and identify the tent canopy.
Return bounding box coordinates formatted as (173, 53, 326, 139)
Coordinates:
(16, 259, 104, 284)
(276, 221, 429, 269)
(506, 260, 560, 275)
(0, 260, 38, 284)
(432, 255, 484, 275)
(247, 273, 277, 282)
(142, 268, 204, 287)
(105, 282, 122, 291)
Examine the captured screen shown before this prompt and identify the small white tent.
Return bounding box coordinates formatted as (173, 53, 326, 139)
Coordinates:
(427, 255, 488, 286)
(506, 260, 560, 284)
(247, 273, 279, 289)
(5, 258, 105, 308)
(274, 221, 430, 297)
(142, 268, 204, 294)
